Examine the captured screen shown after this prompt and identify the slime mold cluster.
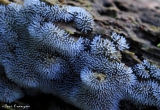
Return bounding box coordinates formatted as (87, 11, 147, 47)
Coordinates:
(0, 0, 160, 110)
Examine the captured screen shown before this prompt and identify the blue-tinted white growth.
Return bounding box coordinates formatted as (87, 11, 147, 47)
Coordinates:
(90, 35, 117, 59)
(35, 55, 69, 80)
(152, 82, 160, 105)
(0, 0, 160, 109)
(67, 60, 136, 110)
(132, 63, 150, 79)
(58, 5, 74, 22)
(1, 48, 40, 88)
(0, 66, 24, 103)
(28, 21, 84, 57)
(90, 33, 129, 60)
(23, 0, 94, 32)
(128, 80, 160, 107)
(68, 85, 121, 110)
(72, 51, 136, 93)
(105, 62, 136, 92)
(80, 67, 108, 90)
(111, 32, 129, 51)
(73, 12, 94, 33)
(0, 77, 24, 103)
(133, 59, 160, 80)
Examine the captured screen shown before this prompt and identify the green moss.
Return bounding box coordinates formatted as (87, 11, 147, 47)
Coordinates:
(157, 43, 160, 48)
